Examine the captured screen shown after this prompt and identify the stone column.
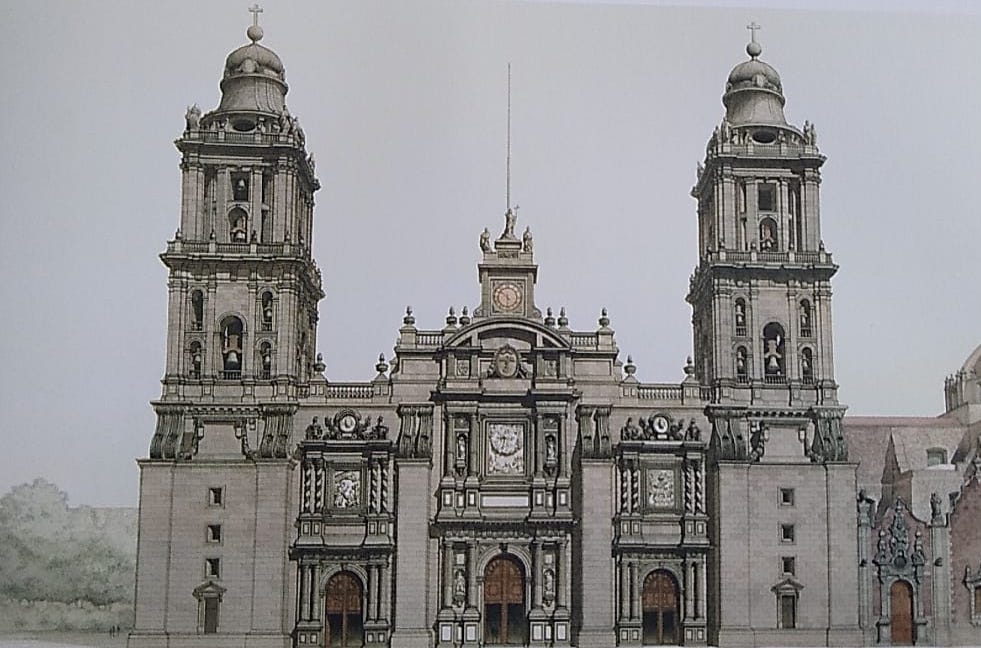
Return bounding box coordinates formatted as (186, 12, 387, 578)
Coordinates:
(467, 541, 478, 609)
(629, 562, 639, 621)
(619, 559, 630, 621)
(698, 558, 707, 619)
(366, 563, 376, 622)
(442, 541, 454, 609)
(531, 541, 542, 609)
(380, 559, 392, 623)
(685, 560, 694, 620)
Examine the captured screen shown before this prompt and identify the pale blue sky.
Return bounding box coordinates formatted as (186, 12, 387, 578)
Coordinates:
(1, 0, 978, 506)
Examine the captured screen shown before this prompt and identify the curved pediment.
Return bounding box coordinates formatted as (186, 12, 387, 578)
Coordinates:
(444, 317, 571, 352)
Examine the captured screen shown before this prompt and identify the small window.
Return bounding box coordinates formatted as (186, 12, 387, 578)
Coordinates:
(781, 524, 795, 543)
(207, 524, 222, 543)
(758, 183, 776, 212)
(203, 597, 219, 634)
(780, 594, 797, 628)
(782, 556, 796, 575)
(208, 487, 223, 506)
(926, 448, 947, 467)
(206, 558, 221, 579)
(780, 488, 795, 506)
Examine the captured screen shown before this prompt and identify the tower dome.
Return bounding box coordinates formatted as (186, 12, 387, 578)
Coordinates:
(722, 37, 788, 132)
(213, 22, 288, 130)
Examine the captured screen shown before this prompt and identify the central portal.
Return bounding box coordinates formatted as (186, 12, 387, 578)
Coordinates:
(324, 572, 363, 647)
(642, 570, 680, 645)
(484, 556, 527, 645)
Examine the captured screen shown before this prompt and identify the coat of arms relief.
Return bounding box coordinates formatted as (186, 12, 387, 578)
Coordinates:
(647, 468, 675, 508)
(487, 423, 525, 475)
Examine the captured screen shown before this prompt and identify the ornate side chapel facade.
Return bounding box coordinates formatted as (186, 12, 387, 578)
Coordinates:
(128, 15, 979, 648)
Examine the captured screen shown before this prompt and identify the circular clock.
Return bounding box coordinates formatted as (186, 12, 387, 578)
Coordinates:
(652, 415, 669, 435)
(338, 413, 358, 434)
(493, 282, 523, 312)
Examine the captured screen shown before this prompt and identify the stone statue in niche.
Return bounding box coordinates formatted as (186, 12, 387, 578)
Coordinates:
(542, 568, 556, 605)
(735, 301, 746, 329)
(930, 492, 943, 522)
(487, 423, 524, 475)
(647, 469, 675, 508)
(545, 434, 557, 464)
(453, 568, 466, 606)
(333, 471, 360, 509)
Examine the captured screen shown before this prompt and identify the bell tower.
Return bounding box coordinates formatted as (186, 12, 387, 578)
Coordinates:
(161, 15, 322, 399)
(687, 29, 838, 411)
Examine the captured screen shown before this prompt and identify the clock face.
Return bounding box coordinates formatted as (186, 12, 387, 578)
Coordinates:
(492, 282, 523, 313)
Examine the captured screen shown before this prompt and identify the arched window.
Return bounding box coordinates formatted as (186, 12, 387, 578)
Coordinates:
(736, 346, 749, 383)
(799, 300, 813, 337)
(734, 299, 748, 337)
(189, 341, 203, 379)
(220, 316, 244, 379)
(759, 217, 778, 251)
(800, 347, 814, 384)
(324, 572, 363, 647)
(260, 291, 274, 331)
(762, 323, 786, 382)
(191, 290, 204, 331)
(228, 207, 248, 243)
(258, 341, 272, 380)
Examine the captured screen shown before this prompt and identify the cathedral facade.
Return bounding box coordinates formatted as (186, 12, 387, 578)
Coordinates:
(129, 17, 981, 648)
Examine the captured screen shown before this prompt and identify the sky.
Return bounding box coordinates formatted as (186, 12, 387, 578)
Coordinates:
(1, 0, 979, 507)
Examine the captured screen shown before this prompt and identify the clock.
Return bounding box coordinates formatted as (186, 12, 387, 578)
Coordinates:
(492, 282, 523, 313)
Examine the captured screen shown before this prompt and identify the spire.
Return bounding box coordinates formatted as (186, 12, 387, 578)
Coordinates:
(506, 63, 513, 213)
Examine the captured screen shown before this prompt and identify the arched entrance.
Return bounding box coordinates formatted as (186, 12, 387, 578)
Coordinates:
(324, 571, 363, 647)
(890, 580, 915, 645)
(642, 570, 680, 645)
(483, 556, 526, 645)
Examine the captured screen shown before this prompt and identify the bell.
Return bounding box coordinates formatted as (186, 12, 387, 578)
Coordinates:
(226, 350, 240, 367)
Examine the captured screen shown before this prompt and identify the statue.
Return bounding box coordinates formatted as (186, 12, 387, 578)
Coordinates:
(479, 228, 491, 252)
(750, 422, 767, 461)
(279, 107, 292, 135)
(184, 104, 201, 131)
(720, 118, 731, 143)
(371, 416, 389, 439)
(453, 569, 466, 605)
(545, 434, 557, 463)
(930, 492, 943, 521)
(456, 433, 467, 462)
(621, 417, 642, 441)
(735, 301, 746, 329)
(305, 417, 323, 440)
(522, 226, 533, 253)
(685, 419, 701, 442)
(503, 207, 517, 239)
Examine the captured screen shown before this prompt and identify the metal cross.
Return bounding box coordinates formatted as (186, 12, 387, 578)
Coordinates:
(746, 21, 761, 43)
(249, 4, 263, 27)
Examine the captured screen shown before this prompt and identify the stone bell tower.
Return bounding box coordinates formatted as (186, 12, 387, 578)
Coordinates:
(131, 12, 322, 647)
(690, 29, 861, 647)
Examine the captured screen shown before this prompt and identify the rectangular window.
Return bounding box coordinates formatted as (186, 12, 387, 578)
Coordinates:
(206, 558, 221, 579)
(781, 524, 795, 543)
(207, 524, 222, 543)
(758, 183, 776, 212)
(782, 556, 796, 575)
(203, 597, 219, 634)
(208, 487, 223, 506)
(780, 488, 795, 506)
(780, 594, 797, 629)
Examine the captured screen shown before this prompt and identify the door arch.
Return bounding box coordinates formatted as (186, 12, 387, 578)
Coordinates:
(483, 556, 526, 645)
(324, 571, 363, 647)
(890, 579, 914, 645)
(642, 569, 680, 645)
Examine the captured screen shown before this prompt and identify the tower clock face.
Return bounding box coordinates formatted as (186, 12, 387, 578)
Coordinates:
(492, 282, 523, 313)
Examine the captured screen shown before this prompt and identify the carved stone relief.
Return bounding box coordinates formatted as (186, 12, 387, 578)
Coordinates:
(487, 422, 524, 475)
(332, 470, 360, 509)
(647, 469, 675, 509)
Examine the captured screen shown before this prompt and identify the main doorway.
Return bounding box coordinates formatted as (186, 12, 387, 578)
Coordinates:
(483, 556, 527, 645)
(890, 580, 915, 645)
(324, 571, 363, 647)
(642, 570, 680, 645)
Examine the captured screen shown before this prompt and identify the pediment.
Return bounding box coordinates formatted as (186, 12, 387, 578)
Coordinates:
(770, 576, 804, 594)
(445, 317, 571, 352)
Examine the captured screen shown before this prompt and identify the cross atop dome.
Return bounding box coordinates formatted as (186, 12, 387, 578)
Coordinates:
(746, 21, 762, 58)
(247, 4, 264, 43)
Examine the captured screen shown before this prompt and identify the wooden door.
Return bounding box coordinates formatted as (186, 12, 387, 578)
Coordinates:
(890, 580, 914, 645)
(642, 570, 680, 645)
(325, 572, 363, 647)
(484, 557, 526, 645)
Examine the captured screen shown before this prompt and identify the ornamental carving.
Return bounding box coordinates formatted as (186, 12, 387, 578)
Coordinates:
(487, 423, 524, 475)
(332, 470, 360, 509)
(647, 469, 675, 509)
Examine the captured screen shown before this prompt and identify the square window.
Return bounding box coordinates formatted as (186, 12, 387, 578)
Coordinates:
(208, 487, 223, 506)
(781, 524, 795, 543)
(780, 488, 795, 506)
(782, 556, 796, 575)
(207, 524, 222, 543)
(205, 558, 221, 579)
(758, 183, 776, 212)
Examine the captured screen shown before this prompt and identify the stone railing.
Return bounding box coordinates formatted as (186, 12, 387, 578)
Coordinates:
(325, 383, 375, 399)
(705, 249, 831, 265)
(164, 239, 311, 258)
